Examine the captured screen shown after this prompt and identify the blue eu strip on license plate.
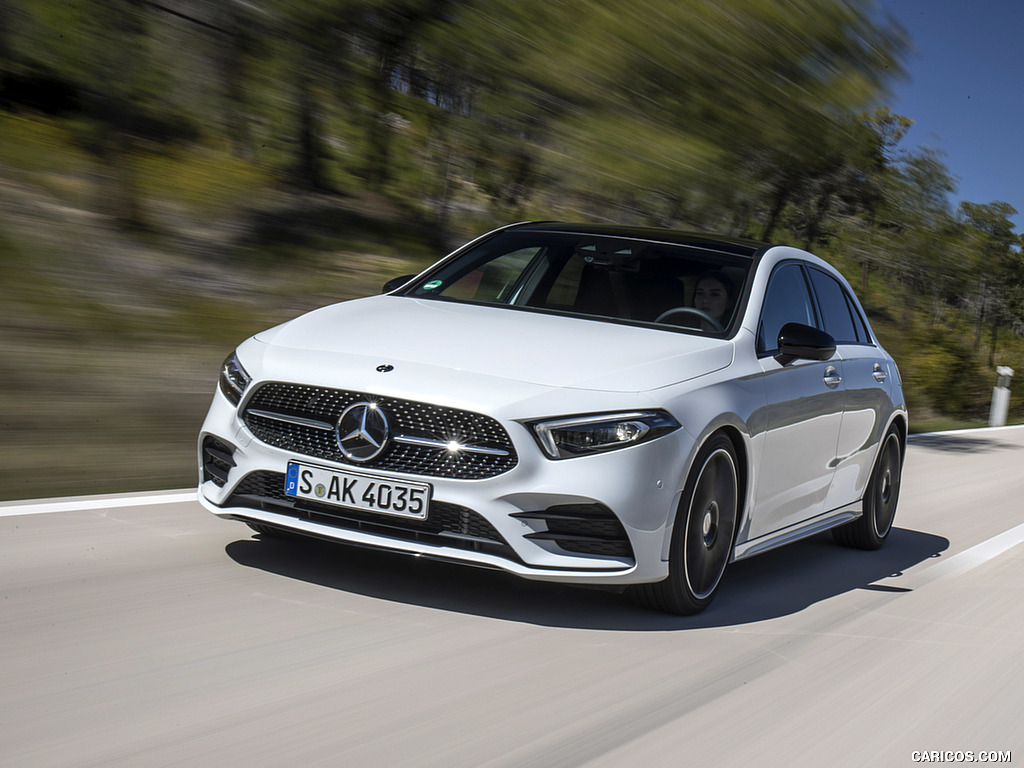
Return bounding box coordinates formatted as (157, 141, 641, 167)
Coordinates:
(284, 461, 431, 520)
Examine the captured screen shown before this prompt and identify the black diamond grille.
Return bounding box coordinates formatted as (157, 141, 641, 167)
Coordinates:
(242, 383, 518, 480)
(227, 471, 518, 560)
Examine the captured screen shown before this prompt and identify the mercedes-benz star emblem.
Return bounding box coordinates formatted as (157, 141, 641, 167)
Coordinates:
(337, 402, 390, 462)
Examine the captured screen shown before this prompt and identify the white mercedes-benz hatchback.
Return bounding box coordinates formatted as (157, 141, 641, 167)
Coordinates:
(198, 223, 907, 614)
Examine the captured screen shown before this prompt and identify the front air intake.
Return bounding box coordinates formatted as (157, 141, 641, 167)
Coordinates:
(202, 436, 237, 486)
(512, 503, 634, 559)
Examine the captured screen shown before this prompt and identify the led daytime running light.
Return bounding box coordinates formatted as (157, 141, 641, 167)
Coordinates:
(219, 353, 252, 406)
(530, 411, 680, 460)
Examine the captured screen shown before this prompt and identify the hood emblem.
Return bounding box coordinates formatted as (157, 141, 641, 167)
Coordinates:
(337, 402, 390, 462)
(376, 364, 394, 373)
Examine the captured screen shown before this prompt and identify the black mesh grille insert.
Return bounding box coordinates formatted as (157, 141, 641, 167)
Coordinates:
(226, 471, 518, 561)
(242, 383, 517, 480)
(514, 503, 634, 559)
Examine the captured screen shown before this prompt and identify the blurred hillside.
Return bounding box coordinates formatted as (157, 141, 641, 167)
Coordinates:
(1, 0, 1023, 499)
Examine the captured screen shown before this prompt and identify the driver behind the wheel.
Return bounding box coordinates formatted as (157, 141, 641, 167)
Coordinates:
(693, 271, 736, 331)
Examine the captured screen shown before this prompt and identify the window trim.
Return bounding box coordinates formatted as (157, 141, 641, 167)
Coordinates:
(806, 265, 877, 347)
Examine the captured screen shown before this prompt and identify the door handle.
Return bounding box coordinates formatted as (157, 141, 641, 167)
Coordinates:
(872, 363, 887, 382)
(823, 366, 842, 389)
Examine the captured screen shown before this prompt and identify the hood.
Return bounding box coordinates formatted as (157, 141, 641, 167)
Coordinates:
(252, 296, 732, 394)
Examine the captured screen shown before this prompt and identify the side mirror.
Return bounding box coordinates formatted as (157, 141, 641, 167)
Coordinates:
(775, 322, 836, 366)
(382, 274, 417, 294)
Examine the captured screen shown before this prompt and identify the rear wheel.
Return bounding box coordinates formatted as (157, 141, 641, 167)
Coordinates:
(832, 427, 902, 550)
(630, 434, 739, 615)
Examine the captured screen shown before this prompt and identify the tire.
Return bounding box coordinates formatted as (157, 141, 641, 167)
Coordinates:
(630, 434, 739, 615)
(832, 427, 902, 550)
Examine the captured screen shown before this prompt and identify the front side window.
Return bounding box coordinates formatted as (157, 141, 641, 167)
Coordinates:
(402, 231, 752, 336)
(757, 263, 817, 354)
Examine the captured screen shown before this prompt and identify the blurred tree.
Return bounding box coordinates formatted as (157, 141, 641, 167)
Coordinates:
(0, 0, 11, 70)
(804, 108, 913, 252)
(402, 0, 577, 237)
(360, 0, 453, 189)
(7, 0, 192, 224)
(873, 146, 962, 317)
(76, 0, 154, 225)
(209, 0, 263, 159)
(1009, 235, 1024, 337)
(491, 0, 908, 232)
(960, 201, 1020, 363)
(0, 0, 12, 114)
(263, 0, 367, 190)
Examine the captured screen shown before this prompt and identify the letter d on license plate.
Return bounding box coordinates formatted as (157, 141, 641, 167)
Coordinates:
(285, 461, 431, 520)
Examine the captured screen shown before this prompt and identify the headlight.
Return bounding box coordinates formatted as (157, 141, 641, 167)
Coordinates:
(218, 352, 251, 406)
(528, 411, 681, 460)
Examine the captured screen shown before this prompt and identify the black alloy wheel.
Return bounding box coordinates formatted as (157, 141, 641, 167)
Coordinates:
(833, 426, 903, 550)
(630, 433, 739, 615)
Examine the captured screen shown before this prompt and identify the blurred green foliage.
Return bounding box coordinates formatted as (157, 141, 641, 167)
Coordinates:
(1, 0, 1022, 497)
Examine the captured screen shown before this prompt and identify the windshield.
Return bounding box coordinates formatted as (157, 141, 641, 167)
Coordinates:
(401, 231, 752, 335)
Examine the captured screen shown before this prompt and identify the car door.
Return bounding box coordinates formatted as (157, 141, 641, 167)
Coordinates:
(807, 267, 894, 511)
(748, 262, 846, 540)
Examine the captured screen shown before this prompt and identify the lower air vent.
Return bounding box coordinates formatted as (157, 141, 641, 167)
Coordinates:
(513, 503, 633, 559)
(225, 471, 519, 562)
(202, 436, 237, 487)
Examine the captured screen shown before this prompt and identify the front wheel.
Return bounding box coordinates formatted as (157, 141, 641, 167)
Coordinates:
(832, 427, 902, 550)
(630, 434, 739, 615)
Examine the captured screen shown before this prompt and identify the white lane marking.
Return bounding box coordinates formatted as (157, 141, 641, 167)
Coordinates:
(0, 491, 197, 517)
(913, 521, 1024, 585)
(901, 424, 1024, 584)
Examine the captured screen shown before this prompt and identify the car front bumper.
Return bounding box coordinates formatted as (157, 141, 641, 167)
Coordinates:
(198, 389, 693, 585)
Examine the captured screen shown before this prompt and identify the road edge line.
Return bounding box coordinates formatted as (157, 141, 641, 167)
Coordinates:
(0, 491, 198, 518)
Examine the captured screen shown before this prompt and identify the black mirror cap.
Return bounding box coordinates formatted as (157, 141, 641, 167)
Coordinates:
(775, 322, 836, 365)
(382, 274, 417, 294)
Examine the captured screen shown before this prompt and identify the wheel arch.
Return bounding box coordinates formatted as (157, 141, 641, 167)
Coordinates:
(661, 422, 750, 562)
(889, 412, 908, 467)
(872, 411, 908, 482)
(716, 424, 750, 534)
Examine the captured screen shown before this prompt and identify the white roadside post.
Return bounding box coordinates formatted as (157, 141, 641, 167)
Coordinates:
(989, 366, 1014, 427)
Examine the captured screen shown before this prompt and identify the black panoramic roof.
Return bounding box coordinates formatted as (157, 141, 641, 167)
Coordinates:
(509, 221, 768, 258)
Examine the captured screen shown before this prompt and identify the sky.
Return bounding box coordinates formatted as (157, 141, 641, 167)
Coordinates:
(876, 0, 1024, 228)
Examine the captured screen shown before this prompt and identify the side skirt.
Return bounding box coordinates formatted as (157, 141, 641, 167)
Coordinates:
(731, 501, 862, 562)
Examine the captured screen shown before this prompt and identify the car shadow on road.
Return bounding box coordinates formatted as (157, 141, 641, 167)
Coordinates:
(224, 525, 949, 631)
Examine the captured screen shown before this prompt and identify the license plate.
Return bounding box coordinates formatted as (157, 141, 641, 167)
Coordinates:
(285, 461, 431, 520)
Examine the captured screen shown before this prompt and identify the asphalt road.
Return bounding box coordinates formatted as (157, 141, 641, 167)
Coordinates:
(3, 427, 1023, 767)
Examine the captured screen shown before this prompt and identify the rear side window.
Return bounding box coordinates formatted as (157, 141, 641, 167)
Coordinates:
(808, 268, 861, 344)
(757, 263, 817, 354)
(844, 292, 873, 343)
